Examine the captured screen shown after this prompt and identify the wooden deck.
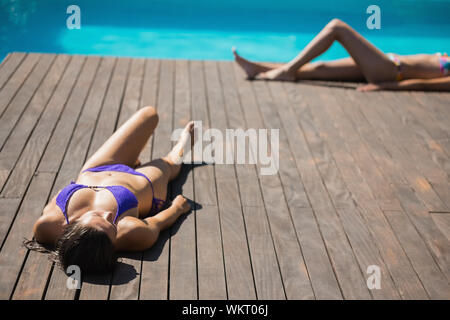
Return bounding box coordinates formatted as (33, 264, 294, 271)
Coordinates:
(0, 52, 449, 300)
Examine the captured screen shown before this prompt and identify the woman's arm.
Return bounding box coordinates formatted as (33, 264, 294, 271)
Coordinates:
(358, 76, 450, 91)
(33, 190, 64, 244)
(114, 195, 191, 251)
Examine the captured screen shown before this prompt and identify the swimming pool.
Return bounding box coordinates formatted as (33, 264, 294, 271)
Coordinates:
(1, 0, 450, 63)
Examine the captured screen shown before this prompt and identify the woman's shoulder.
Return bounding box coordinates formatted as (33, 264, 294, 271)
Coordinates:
(116, 215, 146, 234)
(115, 216, 158, 251)
(33, 212, 64, 244)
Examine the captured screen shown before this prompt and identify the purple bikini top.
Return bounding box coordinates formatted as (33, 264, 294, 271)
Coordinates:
(55, 164, 165, 224)
(55, 183, 138, 224)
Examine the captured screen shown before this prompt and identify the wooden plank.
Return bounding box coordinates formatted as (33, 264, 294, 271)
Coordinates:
(16, 56, 108, 300)
(3, 56, 96, 196)
(331, 88, 408, 192)
(0, 53, 40, 118)
(0, 55, 69, 198)
(294, 83, 428, 299)
(78, 272, 112, 300)
(139, 59, 160, 164)
(85, 58, 130, 160)
(337, 207, 402, 299)
(191, 60, 229, 299)
(0, 172, 55, 299)
(430, 181, 450, 209)
(36, 56, 101, 174)
(252, 79, 368, 299)
(12, 249, 54, 300)
(169, 167, 197, 300)
(44, 57, 116, 300)
(321, 87, 403, 211)
(0, 56, 85, 195)
(412, 92, 450, 136)
(430, 213, 450, 242)
(11, 56, 101, 300)
(0, 59, 88, 299)
(342, 85, 450, 296)
(290, 208, 343, 299)
(216, 179, 257, 299)
(78, 58, 130, 301)
(200, 60, 246, 299)
(0, 54, 55, 148)
(404, 92, 449, 141)
(198, 60, 256, 300)
(272, 84, 371, 299)
(281, 83, 401, 299)
(196, 205, 227, 299)
(140, 59, 159, 111)
(44, 266, 80, 300)
(109, 253, 142, 300)
(109, 57, 145, 301)
(394, 184, 450, 281)
(228, 62, 313, 299)
(140, 59, 174, 300)
(337, 89, 450, 282)
(0, 53, 26, 90)
(168, 59, 198, 300)
(116, 58, 145, 128)
(4, 57, 98, 195)
(232, 63, 320, 300)
(53, 57, 117, 185)
(379, 91, 449, 186)
(0, 59, 85, 299)
(0, 198, 21, 247)
(385, 210, 450, 299)
(354, 91, 446, 212)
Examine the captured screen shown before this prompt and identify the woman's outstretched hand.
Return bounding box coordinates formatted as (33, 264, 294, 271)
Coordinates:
(172, 195, 191, 214)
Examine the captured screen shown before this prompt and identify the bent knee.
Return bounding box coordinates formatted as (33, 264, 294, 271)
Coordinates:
(326, 18, 348, 33)
(140, 106, 159, 124)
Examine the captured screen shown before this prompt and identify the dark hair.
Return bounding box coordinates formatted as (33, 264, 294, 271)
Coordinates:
(24, 222, 117, 274)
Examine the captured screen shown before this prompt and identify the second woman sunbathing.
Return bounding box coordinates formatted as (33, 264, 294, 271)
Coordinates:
(233, 19, 450, 91)
(26, 106, 193, 273)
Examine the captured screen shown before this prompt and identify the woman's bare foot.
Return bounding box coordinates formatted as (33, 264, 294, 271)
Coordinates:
(232, 47, 271, 79)
(255, 65, 297, 81)
(167, 121, 195, 165)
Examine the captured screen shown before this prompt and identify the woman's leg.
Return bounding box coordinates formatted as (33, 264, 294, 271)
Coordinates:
(233, 53, 364, 81)
(236, 19, 397, 83)
(81, 106, 159, 172)
(135, 121, 194, 209)
(297, 58, 364, 81)
(232, 48, 281, 79)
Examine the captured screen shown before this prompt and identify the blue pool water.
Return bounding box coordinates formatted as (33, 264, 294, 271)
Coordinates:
(1, 0, 450, 63)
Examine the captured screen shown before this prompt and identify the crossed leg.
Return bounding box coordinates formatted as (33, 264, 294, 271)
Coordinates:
(233, 19, 397, 83)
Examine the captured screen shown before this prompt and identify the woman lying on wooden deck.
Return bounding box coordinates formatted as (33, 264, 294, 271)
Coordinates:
(233, 19, 450, 91)
(25, 106, 192, 273)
